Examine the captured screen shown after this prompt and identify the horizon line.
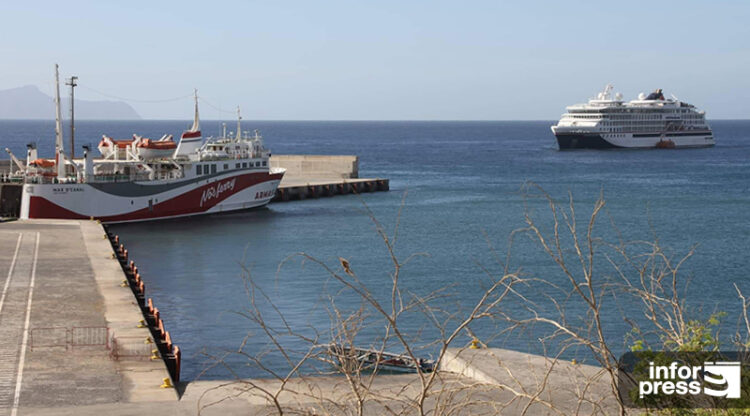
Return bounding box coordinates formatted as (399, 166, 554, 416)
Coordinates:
(1, 118, 749, 122)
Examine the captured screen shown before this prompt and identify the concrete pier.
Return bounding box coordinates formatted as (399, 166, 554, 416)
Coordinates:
(270, 155, 388, 202)
(0, 220, 175, 415)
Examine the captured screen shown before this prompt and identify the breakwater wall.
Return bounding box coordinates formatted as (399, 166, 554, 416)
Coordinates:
(270, 155, 358, 179)
(275, 178, 389, 202)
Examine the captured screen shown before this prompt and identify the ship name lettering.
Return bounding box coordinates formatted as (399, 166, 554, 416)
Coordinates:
(255, 190, 274, 200)
(200, 178, 237, 207)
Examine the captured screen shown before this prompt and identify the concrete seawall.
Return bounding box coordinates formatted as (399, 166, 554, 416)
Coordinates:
(269, 155, 358, 179)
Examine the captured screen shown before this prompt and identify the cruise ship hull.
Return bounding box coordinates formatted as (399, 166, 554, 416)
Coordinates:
(555, 132, 715, 149)
(20, 169, 284, 224)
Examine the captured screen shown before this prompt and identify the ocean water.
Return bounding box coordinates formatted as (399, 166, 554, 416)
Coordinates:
(2, 119, 749, 380)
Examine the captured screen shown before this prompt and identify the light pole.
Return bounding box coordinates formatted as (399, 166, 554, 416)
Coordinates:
(66, 76, 78, 158)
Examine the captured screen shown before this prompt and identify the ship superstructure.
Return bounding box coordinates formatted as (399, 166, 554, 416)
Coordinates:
(10, 66, 284, 223)
(551, 84, 714, 149)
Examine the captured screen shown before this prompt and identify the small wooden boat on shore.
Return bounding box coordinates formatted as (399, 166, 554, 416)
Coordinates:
(324, 343, 436, 373)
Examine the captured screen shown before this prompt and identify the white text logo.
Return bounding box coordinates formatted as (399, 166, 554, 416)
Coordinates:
(639, 361, 741, 399)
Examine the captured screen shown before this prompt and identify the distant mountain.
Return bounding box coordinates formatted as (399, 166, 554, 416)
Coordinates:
(0, 85, 141, 120)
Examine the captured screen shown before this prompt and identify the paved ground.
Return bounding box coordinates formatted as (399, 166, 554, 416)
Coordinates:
(0, 220, 175, 416)
(0, 222, 120, 414)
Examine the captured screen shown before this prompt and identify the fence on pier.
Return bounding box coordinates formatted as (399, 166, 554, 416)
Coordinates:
(30, 326, 109, 351)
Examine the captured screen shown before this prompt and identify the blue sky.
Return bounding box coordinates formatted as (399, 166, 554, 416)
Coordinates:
(1, 0, 748, 119)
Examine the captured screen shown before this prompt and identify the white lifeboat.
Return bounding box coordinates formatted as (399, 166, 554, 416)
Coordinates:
(135, 135, 177, 160)
(98, 135, 135, 158)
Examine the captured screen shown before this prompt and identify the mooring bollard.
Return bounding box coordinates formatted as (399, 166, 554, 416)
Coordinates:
(160, 377, 173, 388)
(173, 345, 181, 382)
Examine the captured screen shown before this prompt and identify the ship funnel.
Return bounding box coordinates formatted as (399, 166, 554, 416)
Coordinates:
(175, 90, 203, 157)
(26, 143, 38, 165)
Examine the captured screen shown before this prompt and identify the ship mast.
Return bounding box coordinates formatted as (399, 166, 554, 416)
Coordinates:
(54, 64, 66, 178)
(235, 106, 242, 141)
(191, 89, 200, 132)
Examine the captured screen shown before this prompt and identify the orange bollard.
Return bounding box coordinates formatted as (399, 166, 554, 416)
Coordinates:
(138, 281, 144, 294)
(135, 273, 141, 283)
(157, 319, 165, 339)
(165, 331, 173, 352)
(173, 345, 181, 382)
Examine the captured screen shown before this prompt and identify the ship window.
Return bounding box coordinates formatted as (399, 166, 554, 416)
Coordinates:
(211, 164, 217, 174)
(255, 161, 260, 167)
(223, 163, 229, 170)
(242, 162, 247, 168)
(235, 163, 240, 169)
(262, 161, 267, 167)
(196, 165, 202, 175)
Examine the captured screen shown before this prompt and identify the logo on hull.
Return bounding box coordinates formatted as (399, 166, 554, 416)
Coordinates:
(200, 178, 237, 207)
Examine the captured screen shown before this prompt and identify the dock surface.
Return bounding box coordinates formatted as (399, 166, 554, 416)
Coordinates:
(0, 220, 175, 415)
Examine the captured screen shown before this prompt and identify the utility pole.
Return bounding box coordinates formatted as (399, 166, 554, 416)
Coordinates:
(66, 76, 78, 158)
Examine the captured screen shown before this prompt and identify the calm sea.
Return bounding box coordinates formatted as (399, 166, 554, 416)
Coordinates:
(2, 120, 749, 380)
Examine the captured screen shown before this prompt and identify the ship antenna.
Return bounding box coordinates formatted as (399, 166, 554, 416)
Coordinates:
(54, 64, 66, 178)
(235, 106, 242, 141)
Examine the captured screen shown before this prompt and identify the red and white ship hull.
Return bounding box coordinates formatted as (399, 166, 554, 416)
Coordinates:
(20, 169, 284, 224)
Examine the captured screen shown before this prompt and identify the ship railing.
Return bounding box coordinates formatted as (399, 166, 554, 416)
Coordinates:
(91, 174, 153, 183)
(23, 173, 159, 184)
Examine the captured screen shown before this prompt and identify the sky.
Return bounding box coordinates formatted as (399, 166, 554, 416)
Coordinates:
(1, 0, 749, 120)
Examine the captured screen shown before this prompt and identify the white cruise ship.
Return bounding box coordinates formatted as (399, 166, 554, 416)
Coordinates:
(551, 84, 714, 149)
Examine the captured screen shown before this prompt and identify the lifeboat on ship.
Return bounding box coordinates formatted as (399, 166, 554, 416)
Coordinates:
(98, 135, 135, 158)
(28, 158, 57, 176)
(655, 138, 676, 149)
(135, 135, 177, 160)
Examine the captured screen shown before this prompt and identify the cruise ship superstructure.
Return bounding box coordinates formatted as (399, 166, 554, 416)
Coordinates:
(551, 84, 714, 149)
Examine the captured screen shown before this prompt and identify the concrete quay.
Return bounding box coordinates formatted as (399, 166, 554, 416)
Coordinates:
(271, 155, 388, 202)
(0, 219, 175, 415)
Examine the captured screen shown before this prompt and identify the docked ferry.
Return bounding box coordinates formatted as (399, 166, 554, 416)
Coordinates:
(11, 66, 284, 223)
(551, 84, 714, 149)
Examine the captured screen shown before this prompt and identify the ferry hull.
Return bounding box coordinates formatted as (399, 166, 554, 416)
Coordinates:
(20, 170, 284, 224)
(555, 132, 715, 150)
